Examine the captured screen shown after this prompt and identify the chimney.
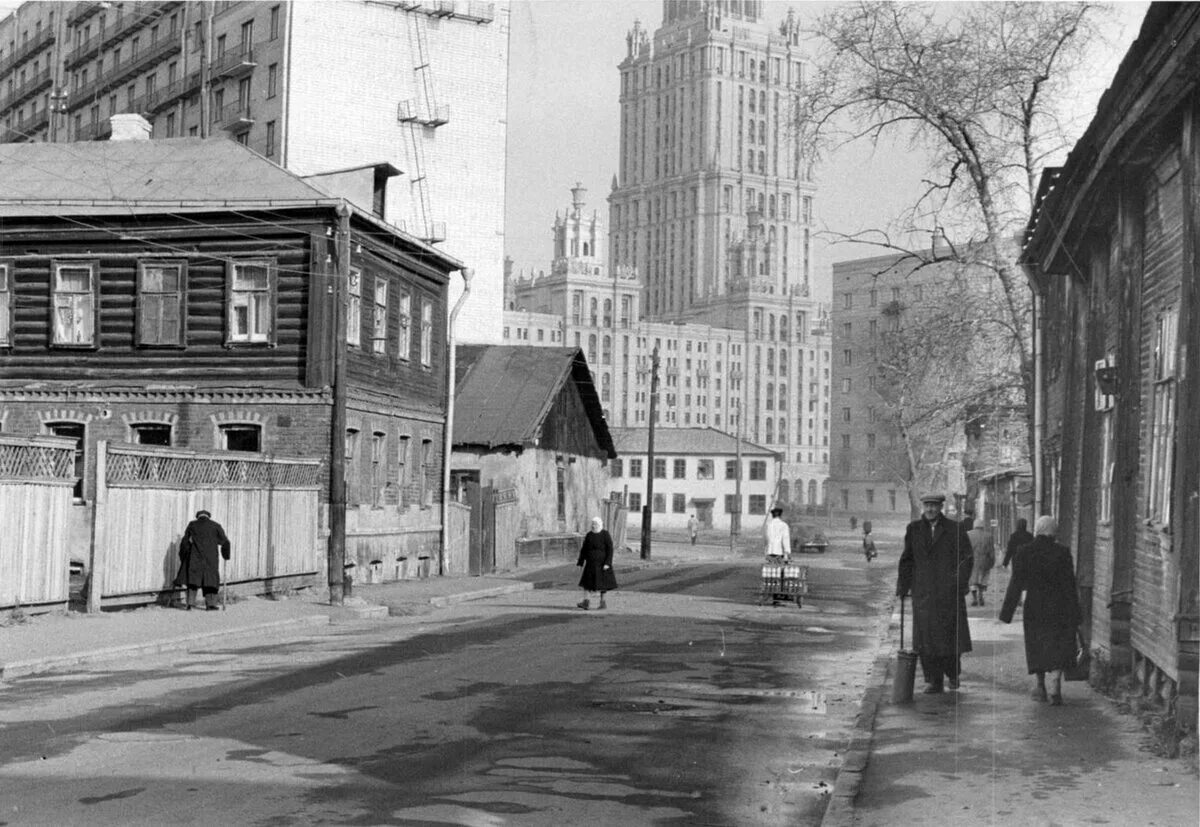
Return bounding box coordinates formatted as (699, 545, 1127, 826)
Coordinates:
(109, 113, 152, 141)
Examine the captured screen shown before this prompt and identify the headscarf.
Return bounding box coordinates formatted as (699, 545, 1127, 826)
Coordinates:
(590, 517, 603, 533)
(1033, 515, 1057, 537)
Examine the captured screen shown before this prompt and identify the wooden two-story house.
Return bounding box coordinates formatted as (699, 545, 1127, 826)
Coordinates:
(0, 122, 466, 598)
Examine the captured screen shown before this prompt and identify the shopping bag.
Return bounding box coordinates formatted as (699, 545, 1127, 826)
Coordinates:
(892, 594, 917, 703)
(1064, 630, 1091, 682)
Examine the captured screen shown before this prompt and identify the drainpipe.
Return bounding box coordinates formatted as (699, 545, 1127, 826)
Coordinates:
(1032, 285, 1045, 516)
(441, 268, 474, 576)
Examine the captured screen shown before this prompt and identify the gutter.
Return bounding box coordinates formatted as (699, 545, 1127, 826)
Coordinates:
(440, 268, 474, 576)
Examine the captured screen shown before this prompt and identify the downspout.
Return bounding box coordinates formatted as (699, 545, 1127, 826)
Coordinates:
(440, 268, 474, 577)
(1032, 284, 1045, 516)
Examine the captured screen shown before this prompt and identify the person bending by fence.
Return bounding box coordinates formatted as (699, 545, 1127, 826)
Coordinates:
(174, 509, 231, 611)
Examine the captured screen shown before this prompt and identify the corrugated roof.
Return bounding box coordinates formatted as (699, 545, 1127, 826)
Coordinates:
(0, 138, 330, 211)
(453, 345, 615, 458)
(609, 427, 775, 457)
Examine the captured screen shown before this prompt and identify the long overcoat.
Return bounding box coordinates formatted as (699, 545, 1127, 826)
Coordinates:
(577, 528, 618, 592)
(897, 516, 973, 656)
(967, 527, 995, 589)
(175, 516, 231, 590)
(999, 537, 1081, 673)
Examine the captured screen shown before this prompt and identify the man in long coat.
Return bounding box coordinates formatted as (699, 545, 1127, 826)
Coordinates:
(175, 509, 231, 610)
(896, 493, 974, 693)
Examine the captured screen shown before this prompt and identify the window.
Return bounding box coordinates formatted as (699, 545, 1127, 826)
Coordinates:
(1148, 309, 1178, 524)
(628, 492, 642, 511)
(165, 112, 176, 137)
(611, 458, 623, 477)
(46, 421, 86, 499)
(865, 489, 875, 506)
(748, 495, 766, 515)
(673, 458, 686, 479)
(129, 422, 172, 446)
(137, 260, 185, 346)
(724, 494, 739, 514)
(221, 423, 261, 452)
(0, 260, 11, 346)
(672, 493, 686, 513)
(697, 459, 713, 480)
(749, 460, 766, 480)
(397, 434, 411, 499)
(371, 431, 386, 507)
(265, 120, 276, 156)
(650, 493, 665, 513)
(420, 438, 433, 507)
(226, 260, 273, 344)
(267, 64, 278, 98)
(653, 458, 667, 479)
(420, 299, 433, 367)
(50, 262, 99, 347)
(269, 5, 281, 39)
(343, 268, 362, 345)
(725, 459, 738, 480)
(240, 19, 253, 50)
(372, 277, 388, 354)
(397, 291, 411, 359)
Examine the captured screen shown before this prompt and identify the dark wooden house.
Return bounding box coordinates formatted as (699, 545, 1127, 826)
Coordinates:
(1020, 4, 1198, 730)
(0, 131, 465, 590)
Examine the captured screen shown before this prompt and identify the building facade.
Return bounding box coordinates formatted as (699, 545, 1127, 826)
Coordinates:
(506, 184, 831, 508)
(1020, 3, 1198, 732)
(607, 427, 778, 532)
(0, 0, 507, 343)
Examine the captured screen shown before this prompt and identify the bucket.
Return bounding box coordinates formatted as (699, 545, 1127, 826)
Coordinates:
(891, 595, 917, 704)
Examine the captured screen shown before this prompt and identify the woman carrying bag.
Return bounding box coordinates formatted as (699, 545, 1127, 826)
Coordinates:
(999, 515, 1083, 705)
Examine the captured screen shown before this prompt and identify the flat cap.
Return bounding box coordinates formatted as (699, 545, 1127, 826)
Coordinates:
(919, 493, 946, 504)
(196, 509, 212, 519)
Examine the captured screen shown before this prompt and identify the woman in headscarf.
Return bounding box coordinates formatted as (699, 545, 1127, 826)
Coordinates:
(999, 515, 1082, 705)
(576, 516, 617, 610)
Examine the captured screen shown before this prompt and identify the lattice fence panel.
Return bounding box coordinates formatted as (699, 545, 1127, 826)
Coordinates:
(106, 447, 323, 489)
(0, 439, 75, 481)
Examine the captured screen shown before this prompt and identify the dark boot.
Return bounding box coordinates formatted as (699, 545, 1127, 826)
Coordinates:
(597, 594, 607, 610)
(576, 598, 590, 610)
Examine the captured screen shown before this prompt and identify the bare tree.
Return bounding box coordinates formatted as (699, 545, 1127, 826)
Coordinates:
(800, 1, 1108, 445)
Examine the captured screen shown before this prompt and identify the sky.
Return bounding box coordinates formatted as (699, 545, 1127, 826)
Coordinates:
(504, 0, 1150, 301)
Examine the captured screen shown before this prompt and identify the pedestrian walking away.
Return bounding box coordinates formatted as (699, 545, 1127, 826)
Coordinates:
(862, 527, 878, 562)
(896, 493, 974, 693)
(965, 517, 996, 606)
(764, 504, 791, 562)
(1002, 517, 1034, 569)
(576, 516, 617, 610)
(687, 514, 699, 546)
(173, 509, 231, 611)
(999, 515, 1083, 706)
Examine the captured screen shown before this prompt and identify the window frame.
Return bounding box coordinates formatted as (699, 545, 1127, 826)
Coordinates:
(420, 298, 433, 368)
(0, 259, 12, 347)
(371, 275, 388, 355)
(136, 259, 187, 347)
(225, 258, 276, 346)
(397, 289, 412, 360)
(346, 267, 362, 346)
(50, 260, 100, 348)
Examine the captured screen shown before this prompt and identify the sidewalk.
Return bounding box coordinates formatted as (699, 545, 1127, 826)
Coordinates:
(0, 534, 762, 682)
(823, 584, 1199, 826)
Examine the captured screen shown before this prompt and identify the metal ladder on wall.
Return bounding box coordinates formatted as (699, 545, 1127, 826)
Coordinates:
(397, 5, 449, 243)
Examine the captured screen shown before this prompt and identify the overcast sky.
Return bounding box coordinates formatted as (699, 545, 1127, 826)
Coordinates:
(505, 1, 1149, 300)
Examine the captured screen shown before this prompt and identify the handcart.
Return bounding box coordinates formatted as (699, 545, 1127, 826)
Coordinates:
(758, 561, 809, 608)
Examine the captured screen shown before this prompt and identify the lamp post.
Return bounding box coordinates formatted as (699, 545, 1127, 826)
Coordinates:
(640, 344, 660, 560)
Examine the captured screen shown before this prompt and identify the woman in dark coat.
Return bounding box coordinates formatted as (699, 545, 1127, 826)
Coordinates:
(174, 509, 231, 611)
(576, 516, 617, 610)
(1000, 515, 1082, 705)
(1002, 517, 1034, 569)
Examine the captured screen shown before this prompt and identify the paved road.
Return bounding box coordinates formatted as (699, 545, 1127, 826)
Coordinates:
(0, 557, 891, 826)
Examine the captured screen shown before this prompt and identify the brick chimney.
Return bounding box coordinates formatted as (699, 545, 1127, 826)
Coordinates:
(109, 113, 152, 141)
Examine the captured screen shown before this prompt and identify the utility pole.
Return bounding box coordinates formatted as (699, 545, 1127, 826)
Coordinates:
(641, 343, 660, 560)
(732, 398, 743, 542)
(327, 206, 351, 606)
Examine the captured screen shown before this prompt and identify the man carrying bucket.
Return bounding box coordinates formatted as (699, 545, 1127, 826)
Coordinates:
(896, 493, 974, 694)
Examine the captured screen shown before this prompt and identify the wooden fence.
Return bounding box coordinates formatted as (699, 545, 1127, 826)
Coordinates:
(0, 435, 77, 610)
(90, 441, 324, 609)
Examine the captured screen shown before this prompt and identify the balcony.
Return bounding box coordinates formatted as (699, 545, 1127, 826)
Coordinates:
(75, 118, 113, 141)
(0, 26, 56, 77)
(214, 100, 254, 130)
(66, 2, 105, 28)
(145, 70, 201, 114)
(67, 35, 181, 108)
(211, 44, 257, 80)
(0, 67, 53, 114)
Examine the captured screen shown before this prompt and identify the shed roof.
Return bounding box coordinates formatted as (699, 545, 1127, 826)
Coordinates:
(453, 345, 615, 458)
(609, 427, 775, 457)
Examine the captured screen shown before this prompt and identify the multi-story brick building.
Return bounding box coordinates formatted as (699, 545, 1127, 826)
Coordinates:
(0, 0, 507, 342)
(506, 184, 831, 509)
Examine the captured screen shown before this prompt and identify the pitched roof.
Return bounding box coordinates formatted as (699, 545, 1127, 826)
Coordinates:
(0, 138, 331, 213)
(453, 345, 615, 458)
(609, 427, 776, 457)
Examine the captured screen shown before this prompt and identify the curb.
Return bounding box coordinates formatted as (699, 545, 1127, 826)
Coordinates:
(821, 598, 899, 826)
(427, 581, 534, 608)
(0, 614, 331, 681)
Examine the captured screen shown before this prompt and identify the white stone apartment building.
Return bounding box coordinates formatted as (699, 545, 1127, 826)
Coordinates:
(505, 184, 831, 509)
(608, 427, 779, 532)
(0, 0, 508, 342)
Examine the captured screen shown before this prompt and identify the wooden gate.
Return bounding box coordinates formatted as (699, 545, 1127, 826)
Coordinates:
(91, 441, 323, 608)
(0, 435, 76, 610)
(465, 483, 520, 575)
